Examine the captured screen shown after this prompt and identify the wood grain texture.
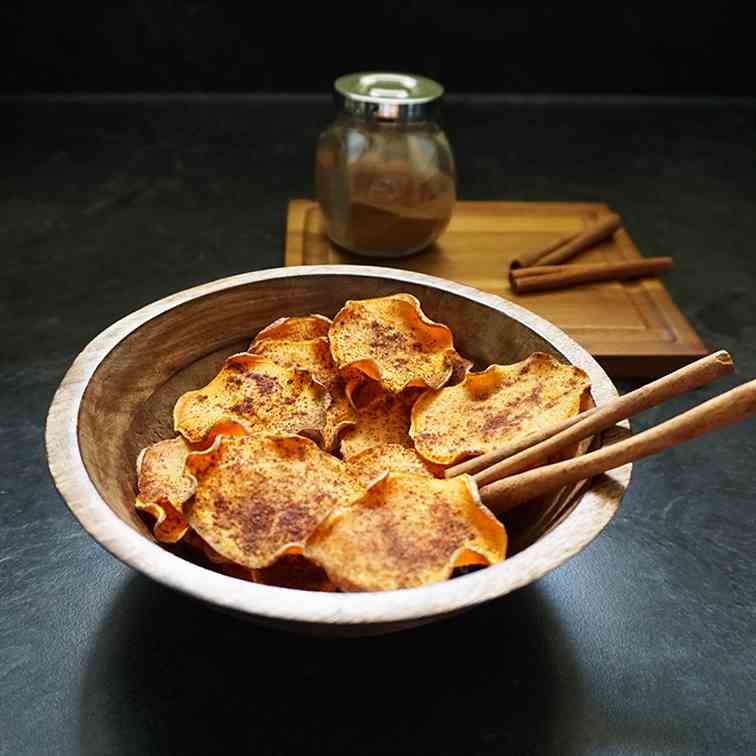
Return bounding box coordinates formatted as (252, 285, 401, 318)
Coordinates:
(45, 266, 630, 636)
(285, 200, 707, 377)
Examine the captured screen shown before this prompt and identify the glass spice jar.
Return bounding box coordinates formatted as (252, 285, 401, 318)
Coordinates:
(315, 72, 456, 258)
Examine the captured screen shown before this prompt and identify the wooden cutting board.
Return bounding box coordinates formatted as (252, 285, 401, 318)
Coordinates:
(285, 199, 706, 377)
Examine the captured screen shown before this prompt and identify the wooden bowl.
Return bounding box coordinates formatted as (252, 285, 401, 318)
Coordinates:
(46, 265, 631, 636)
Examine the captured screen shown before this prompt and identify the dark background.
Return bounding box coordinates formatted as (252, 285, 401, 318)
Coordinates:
(2, 2, 755, 95)
(3, 4, 756, 756)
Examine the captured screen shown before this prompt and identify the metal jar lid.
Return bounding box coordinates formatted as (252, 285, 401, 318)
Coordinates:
(334, 72, 444, 122)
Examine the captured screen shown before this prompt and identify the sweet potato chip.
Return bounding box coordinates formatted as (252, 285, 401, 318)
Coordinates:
(184, 529, 235, 564)
(252, 314, 332, 345)
(329, 293, 459, 393)
(305, 473, 507, 592)
(339, 388, 417, 459)
(135, 436, 194, 542)
(248, 336, 334, 388)
(248, 336, 357, 449)
(135, 498, 188, 543)
(135, 426, 248, 542)
(173, 354, 330, 445)
(136, 436, 195, 511)
(410, 352, 591, 465)
(346, 443, 440, 487)
(321, 389, 358, 451)
(184, 434, 365, 569)
(185, 530, 335, 589)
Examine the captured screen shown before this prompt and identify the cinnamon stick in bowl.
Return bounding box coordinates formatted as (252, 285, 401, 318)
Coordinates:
(445, 350, 734, 481)
(478, 376, 756, 514)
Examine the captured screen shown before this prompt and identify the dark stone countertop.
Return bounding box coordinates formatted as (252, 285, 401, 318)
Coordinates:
(2, 95, 755, 756)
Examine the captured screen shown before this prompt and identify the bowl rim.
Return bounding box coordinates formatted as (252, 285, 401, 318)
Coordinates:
(45, 264, 631, 626)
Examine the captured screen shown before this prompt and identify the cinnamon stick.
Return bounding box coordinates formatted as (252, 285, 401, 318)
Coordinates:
(511, 259, 668, 279)
(479, 376, 756, 515)
(510, 212, 622, 269)
(510, 233, 580, 270)
(445, 407, 599, 479)
(470, 350, 733, 488)
(510, 257, 673, 294)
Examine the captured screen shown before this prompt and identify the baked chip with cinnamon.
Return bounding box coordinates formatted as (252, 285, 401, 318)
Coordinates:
(135, 423, 247, 542)
(184, 530, 236, 565)
(173, 354, 330, 445)
(135, 498, 188, 543)
(346, 443, 440, 487)
(320, 391, 358, 452)
(411, 352, 591, 465)
(249, 337, 335, 387)
(339, 388, 417, 459)
(135, 436, 194, 542)
(185, 518, 337, 590)
(251, 314, 332, 345)
(305, 473, 507, 592)
(329, 293, 459, 393)
(184, 434, 365, 569)
(249, 336, 357, 450)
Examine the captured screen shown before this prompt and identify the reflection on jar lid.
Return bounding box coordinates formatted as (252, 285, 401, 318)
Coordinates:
(335, 72, 444, 122)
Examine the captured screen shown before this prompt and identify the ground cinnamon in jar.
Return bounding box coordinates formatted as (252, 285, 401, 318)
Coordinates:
(315, 73, 456, 258)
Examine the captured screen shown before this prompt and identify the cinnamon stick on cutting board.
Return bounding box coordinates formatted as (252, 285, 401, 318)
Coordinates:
(510, 212, 623, 269)
(510, 257, 673, 294)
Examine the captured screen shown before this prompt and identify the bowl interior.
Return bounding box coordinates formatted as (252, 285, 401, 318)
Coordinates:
(77, 272, 610, 566)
